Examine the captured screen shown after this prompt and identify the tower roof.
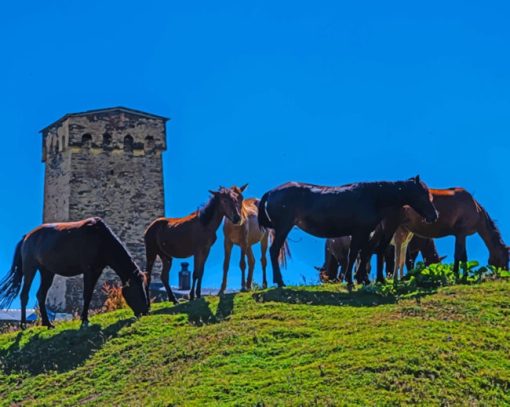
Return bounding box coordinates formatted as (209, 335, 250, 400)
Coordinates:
(40, 106, 170, 134)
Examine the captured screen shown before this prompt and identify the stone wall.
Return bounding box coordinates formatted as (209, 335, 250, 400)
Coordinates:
(43, 109, 167, 312)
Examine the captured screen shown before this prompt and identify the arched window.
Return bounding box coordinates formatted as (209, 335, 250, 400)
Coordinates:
(145, 135, 155, 150)
(82, 133, 92, 148)
(103, 133, 112, 147)
(124, 135, 133, 152)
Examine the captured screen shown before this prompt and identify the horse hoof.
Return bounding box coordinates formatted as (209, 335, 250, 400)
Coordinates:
(80, 321, 89, 329)
(46, 324, 55, 330)
(262, 283, 267, 289)
(20, 323, 27, 330)
(346, 284, 354, 293)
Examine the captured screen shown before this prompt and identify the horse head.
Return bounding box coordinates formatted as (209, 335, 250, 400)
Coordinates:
(122, 269, 149, 317)
(404, 175, 438, 223)
(488, 246, 510, 270)
(209, 184, 247, 225)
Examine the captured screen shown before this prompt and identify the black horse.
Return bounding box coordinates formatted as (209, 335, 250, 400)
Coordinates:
(258, 176, 438, 288)
(0, 217, 149, 328)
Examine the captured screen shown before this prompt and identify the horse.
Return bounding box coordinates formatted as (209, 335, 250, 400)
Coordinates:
(0, 217, 149, 329)
(220, 197, 290, 294)
(315, 236, 371, 282)
(258, 176, 438, 288)
(392, 187, 509, 278)
(145, 185, 246, 303)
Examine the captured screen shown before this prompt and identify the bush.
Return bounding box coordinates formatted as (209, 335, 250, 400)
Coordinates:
(101, 282, 127, 312)
(362, 262, 510, 298)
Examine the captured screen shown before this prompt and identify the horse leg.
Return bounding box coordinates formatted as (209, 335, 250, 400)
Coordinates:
(376, 250, 386, 284)
(454, 235, 467, 279)
(144, 245, 158, 309)
(161, 257, 177, 304)
(239, 247, 247, 292)
(20, 263, 36, 329)
(338, 255, 347, 282)
(37, 269, 55, 328)
(81, 268, 102, 327)
(260, 233, 269, 289)
(270, 224, 293, 287)
(194, 247, 211, 299)
(385, 246, 395, 278)
(356, 248, 373, 285)
(345, 232, 370, 290)
(246, 246, 256, 290)
(220, 239, 233, 295)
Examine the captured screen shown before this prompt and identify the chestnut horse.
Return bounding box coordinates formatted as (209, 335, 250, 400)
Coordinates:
(221, 198, 290, 293)
(393, 188, 509, 277)
(145, 185, 246, 303)
(259, 176, 438, 288)
(0, 217, 148, 328)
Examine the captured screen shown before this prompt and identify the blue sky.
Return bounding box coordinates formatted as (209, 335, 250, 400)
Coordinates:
(1, 1, 509, 307)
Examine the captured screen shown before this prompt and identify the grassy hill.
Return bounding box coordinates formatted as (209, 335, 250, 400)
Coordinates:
(1, 279, 510, 406)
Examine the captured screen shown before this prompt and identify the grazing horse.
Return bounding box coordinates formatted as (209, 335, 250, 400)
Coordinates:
(145, 185, 246, 303)
(0, 217, 149, 328)
(392, 187, 509, 277)
(258, 176, 438, 288)
(405, 236, 445, 271)
(220, 198, 290, 294)
(315, 236, 371, 282)
(316, 235, 440, 283)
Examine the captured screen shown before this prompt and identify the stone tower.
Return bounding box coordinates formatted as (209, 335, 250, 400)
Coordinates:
(41, 107, 168, 312)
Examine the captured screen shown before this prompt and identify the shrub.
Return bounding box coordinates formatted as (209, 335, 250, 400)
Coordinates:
(101, 282, 127, 312)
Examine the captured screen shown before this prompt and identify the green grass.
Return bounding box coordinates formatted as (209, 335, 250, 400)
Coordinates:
(1, 279, 510, 406)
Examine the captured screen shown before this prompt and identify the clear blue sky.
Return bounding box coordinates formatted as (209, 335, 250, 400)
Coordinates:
(1, 1, 509, 307)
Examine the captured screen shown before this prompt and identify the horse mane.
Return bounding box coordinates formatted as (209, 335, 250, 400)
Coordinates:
(95, 218, 139, 276)
(241, 198, 259, 220)
(198, 194, 218, 226)
(477, 202, 506, 249)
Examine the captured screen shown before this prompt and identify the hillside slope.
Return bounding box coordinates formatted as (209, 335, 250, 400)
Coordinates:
(1, 281, 510, 406)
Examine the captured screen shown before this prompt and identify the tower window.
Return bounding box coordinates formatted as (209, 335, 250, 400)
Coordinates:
(145, 136, 155, 150)
(82, 133, 92, 148)
(103, 133, 112, 147)
(124, 135, 134, 152)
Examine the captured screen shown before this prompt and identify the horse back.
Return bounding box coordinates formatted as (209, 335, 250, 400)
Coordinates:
(22, 218, 106, 274)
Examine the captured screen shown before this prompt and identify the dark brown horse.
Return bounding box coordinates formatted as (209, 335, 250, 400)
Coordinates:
(0, 217, 149, 328)
(145, 185, 246, 303)
(259, 176, 438, 288)
(394, 187, 509, 276)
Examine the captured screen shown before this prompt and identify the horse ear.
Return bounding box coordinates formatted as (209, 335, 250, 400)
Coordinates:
(314, 266, 323, 271)
(239, 183, 248, 192)
(415, 175, 420, 183)
(209, 190, 219, 197)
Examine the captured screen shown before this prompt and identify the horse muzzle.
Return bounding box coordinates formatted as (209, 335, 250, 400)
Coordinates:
(425, 210, 439, 224)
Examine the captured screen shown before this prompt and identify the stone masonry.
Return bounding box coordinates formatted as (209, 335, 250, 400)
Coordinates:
(42, 107, 168, 312)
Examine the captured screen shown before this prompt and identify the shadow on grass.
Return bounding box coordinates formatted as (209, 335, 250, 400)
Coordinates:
(153, 293, 236, 325)
(252, 287, 399, 307)
(0, 318, 133, 376)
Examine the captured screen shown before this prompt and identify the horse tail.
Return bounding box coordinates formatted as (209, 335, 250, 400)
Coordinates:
(0, 237, 25, 309)
(144, 219, 163, 275)
(267, 229, 291, 268)
(257, 192, 273, 228)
